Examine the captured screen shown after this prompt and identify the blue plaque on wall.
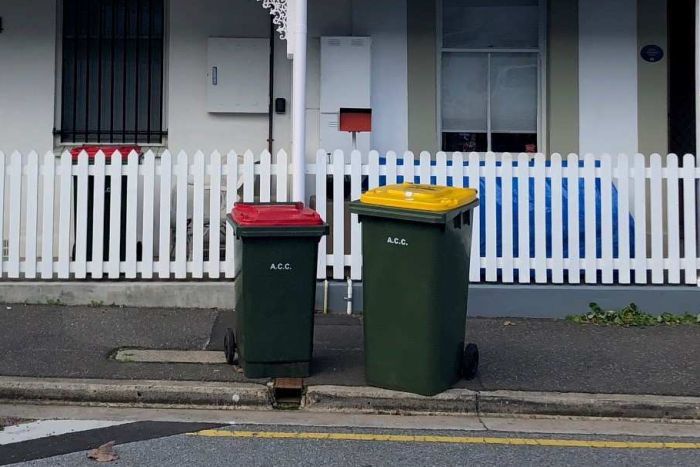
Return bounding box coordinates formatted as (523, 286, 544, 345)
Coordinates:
(641, 45, 664, 62)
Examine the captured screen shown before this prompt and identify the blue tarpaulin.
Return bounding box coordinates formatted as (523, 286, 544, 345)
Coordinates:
(378, 158, 635, 259)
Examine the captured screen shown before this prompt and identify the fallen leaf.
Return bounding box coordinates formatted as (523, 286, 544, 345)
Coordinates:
(87, 441, 119, 463)
(503, 321, 516, 326)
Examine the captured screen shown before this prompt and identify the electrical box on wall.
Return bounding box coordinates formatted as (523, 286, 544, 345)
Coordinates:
(207, 37, 270, 114)
(320, 37, 372, 155)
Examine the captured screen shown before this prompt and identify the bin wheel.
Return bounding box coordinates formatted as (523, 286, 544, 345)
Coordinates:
(224, 328, 237, 365)
(462, 343, 479, 380)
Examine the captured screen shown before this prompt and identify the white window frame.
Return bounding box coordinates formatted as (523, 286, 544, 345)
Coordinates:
(436, 0, 547, 154)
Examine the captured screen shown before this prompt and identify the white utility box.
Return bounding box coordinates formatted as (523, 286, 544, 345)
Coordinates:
(206, 37, 270, 114)
(320, 37, 372, 155)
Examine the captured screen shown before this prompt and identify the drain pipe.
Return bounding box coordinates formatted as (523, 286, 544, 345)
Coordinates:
(291, 0, 308, 202)
(345, 278, 353, 315)
(696, 0, 700, 287)
(323, 279, 329, 314)
(267, 18, 275, 153)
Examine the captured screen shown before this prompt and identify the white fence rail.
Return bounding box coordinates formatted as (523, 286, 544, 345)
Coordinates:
(1, 149, 699, 285)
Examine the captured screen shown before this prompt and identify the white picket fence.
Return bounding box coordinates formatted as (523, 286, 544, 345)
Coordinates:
(1, 149, 699, 285)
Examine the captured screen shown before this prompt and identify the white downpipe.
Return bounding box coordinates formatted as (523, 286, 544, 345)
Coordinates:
(696, 0, 700, 286)
(291, 0, 308, 202)
(345, 278, 353, 315)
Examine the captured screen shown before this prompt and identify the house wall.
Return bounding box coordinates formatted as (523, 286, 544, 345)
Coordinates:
(407, 0, 594, 156)
(407, 0, 438, 154)
(547, 0, 579, 154)
(306, 0, 408, 160)
(420, 0, 658, 157)
(352, 0, 409, 155)
(578, 0, 639, 155)
(0, 0, 57, 155)
(168, 0, 408, 161)
(563, 0, 669, 157)
(637, 0, 668, 155)
(100, 0, 670, 159)
(0, 0, 674, 159)
(167, 0, 282, 155)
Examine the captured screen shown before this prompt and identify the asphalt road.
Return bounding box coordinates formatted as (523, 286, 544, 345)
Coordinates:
(1, 408, 698, 467)
(17, 426, 700, 467)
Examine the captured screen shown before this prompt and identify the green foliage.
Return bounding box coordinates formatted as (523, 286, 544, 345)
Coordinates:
(567, 303, 700, 327)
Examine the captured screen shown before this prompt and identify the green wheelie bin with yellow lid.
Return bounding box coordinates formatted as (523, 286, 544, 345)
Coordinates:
(350, 183, 479, 396)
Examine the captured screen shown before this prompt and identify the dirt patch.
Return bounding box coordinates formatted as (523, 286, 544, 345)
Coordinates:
(0, 417, 28, 431)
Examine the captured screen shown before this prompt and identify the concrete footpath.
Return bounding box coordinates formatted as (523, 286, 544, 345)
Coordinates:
(0, 304, 698, 419)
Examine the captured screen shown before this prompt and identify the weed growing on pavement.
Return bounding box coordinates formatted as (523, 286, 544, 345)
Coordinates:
(567, 303, 700, 326)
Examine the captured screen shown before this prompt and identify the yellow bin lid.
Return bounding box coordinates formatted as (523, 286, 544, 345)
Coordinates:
(360, 183, 478, 212)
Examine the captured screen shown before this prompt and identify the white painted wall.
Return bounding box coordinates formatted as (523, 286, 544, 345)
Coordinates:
(305, 0, 408, 161)
(578, 0, 638, 155)
(353, 0, 409, 155)
(0, 0, 56, 155)
(0, 0, 407, 160)
(167, 0, 289, 155)
(696, 0, 700, 258)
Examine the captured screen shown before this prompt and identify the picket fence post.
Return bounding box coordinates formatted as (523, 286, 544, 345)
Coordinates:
(224, 150, 238, 279)
(24, 152, 39, 279)
(158, 151, 173, 279)
(600, 153, 614, 284)
(142, 150, 156, 279)
(682, 154, 698, 284)
(550, 153, 564, 283)
(315, 149, 328, 280)
(40, 152, 55, 279)
(208, 151, 222, 279)
(616, 154, 631, 284)
(332, 150, 345, 280)
(91, 152, 107, 279)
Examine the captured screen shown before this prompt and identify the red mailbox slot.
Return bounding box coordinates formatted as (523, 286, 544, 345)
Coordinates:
(339, 108, 372, 133)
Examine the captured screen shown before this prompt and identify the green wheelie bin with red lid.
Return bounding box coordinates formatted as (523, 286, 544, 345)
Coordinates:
(225, 203, 328, 378)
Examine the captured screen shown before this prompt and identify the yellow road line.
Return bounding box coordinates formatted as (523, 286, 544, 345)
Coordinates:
(190, 430, 700, 450)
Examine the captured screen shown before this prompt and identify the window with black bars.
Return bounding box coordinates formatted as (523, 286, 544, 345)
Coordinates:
(59, 0, 165, 144)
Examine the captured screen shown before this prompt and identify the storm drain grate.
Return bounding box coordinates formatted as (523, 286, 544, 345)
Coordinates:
(272, 378, 304, 409)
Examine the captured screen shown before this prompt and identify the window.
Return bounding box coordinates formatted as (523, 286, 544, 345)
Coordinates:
(440, 0, 542, 153)
(59, 0, 165, 144)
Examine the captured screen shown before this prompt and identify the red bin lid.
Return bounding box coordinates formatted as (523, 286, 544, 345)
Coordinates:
(70, 145, 141, 161)
(231, 203, 324, 227)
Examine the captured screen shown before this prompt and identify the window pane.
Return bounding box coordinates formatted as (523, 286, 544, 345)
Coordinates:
(490, 53, 538, 133)
(443, 132, 487, 152)
(443, 0, 539, 49)
(441, 53, 487, 132)
(61, 0, 165, 143)
(492, 133, 537, 152)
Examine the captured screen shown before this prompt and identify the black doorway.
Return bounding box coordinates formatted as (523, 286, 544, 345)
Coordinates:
(668, 0, 696, 155)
